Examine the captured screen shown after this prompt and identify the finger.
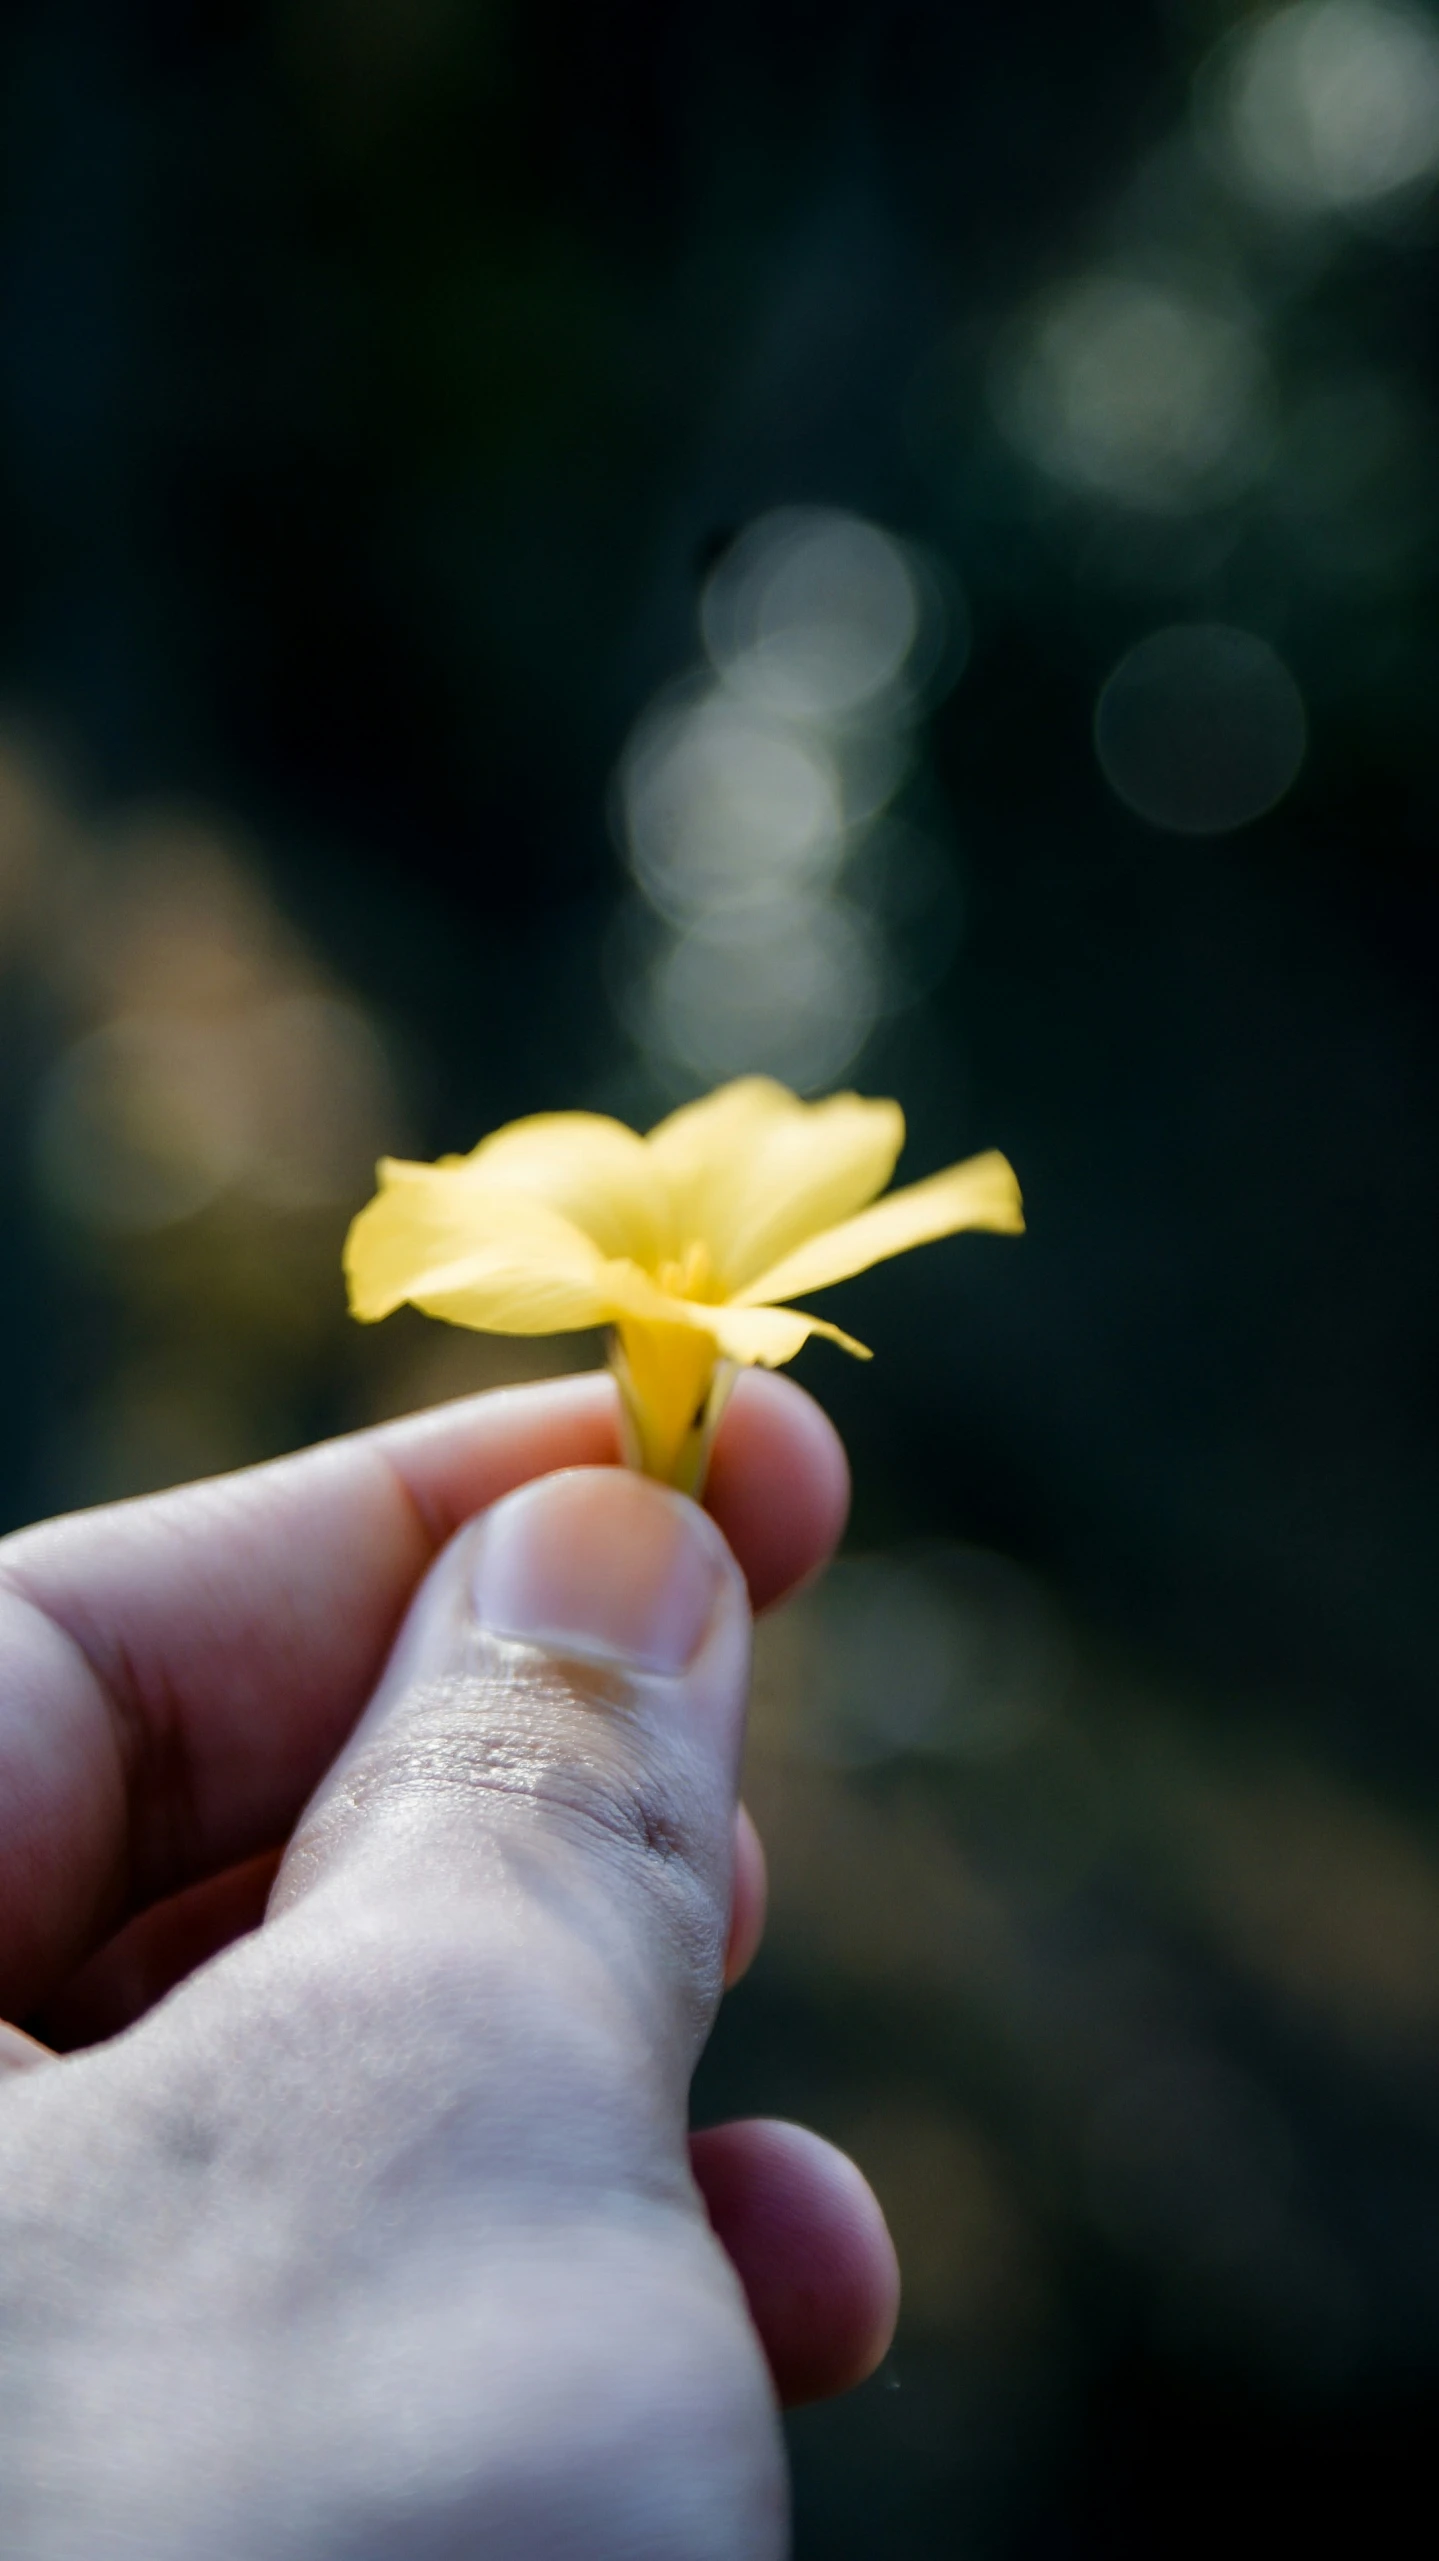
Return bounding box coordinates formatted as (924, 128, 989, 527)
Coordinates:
(705, 1370, 848, 1615)
(689, 2120, 900, 2407)
(36, 1804, 766, 2052)
(31, 1853, 282, 2052)
(724, 1805, 767, 1990)
(0, 2020, 54, 2075)
(0, 1369, 847, 2016)
(269, 1466, 754, 2149)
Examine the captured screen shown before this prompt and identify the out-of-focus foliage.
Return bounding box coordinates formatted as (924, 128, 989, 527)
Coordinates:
(3, 2, 1439, 2550)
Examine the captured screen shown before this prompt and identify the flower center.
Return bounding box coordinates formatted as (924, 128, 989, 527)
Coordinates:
(656, 1238, 719, 1301)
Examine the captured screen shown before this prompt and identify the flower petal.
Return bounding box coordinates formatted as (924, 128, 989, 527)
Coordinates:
(344, 1164, 617, 1330)
(461, 1111, 672, 1264)
(736, 1149, 1024, 1307)
(646, 1077, 904, 1290)
(706, 1302, 872, 1366)
(420, 1249, 699, 1340)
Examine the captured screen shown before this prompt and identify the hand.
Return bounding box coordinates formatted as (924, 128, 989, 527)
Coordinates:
(0, 1371, 898, 2559)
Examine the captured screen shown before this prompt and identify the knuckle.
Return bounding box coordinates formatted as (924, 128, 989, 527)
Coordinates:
(313, 1667, 724, 1943)
(372, 1671, 700, 1851)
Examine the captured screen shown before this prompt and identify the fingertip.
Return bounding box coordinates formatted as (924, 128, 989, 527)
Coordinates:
(704, 1372, 850, 1615)
(724, 1803, 767, 1988)
(690, 2117, 900, 2407)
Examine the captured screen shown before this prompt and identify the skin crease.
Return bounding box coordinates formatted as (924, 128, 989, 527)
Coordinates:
(0, 1371, 898, 2561)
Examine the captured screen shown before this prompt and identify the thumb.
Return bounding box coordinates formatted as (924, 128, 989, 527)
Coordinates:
(268, 1465, 752, 2139)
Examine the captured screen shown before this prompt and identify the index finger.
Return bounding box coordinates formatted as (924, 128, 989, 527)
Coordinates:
(0, 1369, 847, 2015)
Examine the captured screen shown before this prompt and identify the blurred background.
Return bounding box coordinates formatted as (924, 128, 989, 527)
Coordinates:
(3, 0, 1439, 2549)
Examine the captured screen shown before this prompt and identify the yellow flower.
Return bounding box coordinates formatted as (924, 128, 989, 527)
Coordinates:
(345, 1076, 1023, 1491)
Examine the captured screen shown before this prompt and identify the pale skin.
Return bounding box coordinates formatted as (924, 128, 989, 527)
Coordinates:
(0, 1370, 898, 2559)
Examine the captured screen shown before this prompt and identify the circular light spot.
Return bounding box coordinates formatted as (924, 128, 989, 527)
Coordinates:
(620, 689, 843, 923)
(701, 508, 927, 722)
(828, 719, 916, 827)
(791, 1545, 1066, 1767)
(1219, 0, 1439, 212)
(35, 1016, 252, 1232)
(1000, 276, 1270, 512)
(642, 893, 881, 1092)
(239, 995, 396, 1209)
(1095, 624, 1306, 834)
(33, 995, 397, 1231)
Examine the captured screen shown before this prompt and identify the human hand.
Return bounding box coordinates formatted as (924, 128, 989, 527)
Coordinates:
(0, 1372, 897, 2559)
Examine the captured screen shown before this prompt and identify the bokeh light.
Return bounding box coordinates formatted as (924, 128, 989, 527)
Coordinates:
(0, 769, 414, 1503)
(776, 1543, 1069, 1768)
(0, 741, 49, 958)
(701, 505, 935, 723)
(33, 828, 397, 1234)
(619, 687, 844, 922)
(37, 1015, 253, 1232)
(1094, 623, 1307, 832)
(640, 892, 882, 1091)
(1215, 0, 1439, 214)
(998, 275, 1271, 512)
(612, 504, 964, 1090)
